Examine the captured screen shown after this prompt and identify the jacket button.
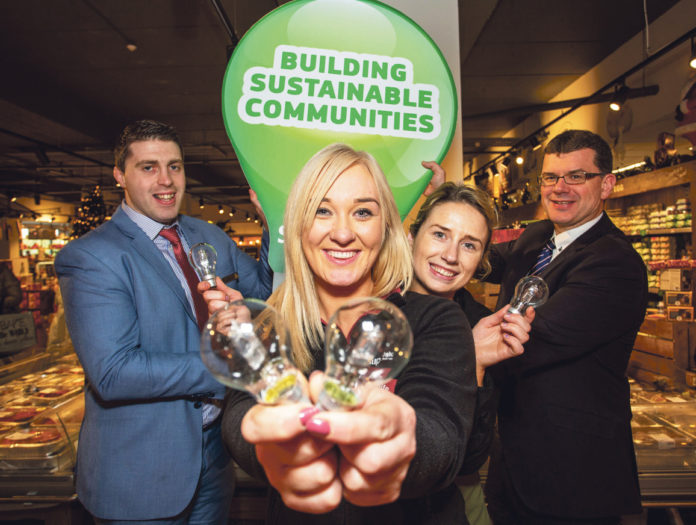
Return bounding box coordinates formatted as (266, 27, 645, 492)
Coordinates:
(194, 401, 202, 408)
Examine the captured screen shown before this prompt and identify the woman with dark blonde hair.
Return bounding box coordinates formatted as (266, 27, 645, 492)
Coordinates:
(408, 181, 534, 525)
(202, 144, 477, 524)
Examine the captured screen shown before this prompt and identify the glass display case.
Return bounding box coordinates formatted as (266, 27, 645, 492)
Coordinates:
(0, 353, 84, 503)
(630, 380, 696, 505)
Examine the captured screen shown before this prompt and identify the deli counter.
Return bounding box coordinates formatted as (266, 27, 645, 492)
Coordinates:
(0, 348, 83, 507)
(0, 349, 695, 517)
(630, 381, 696, 506)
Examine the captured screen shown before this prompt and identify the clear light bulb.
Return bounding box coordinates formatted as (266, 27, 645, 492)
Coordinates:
(189, 242, 218, 288)
(317, 297, 413, 411)
(508, 275, 549, 314)
(200, 298, 306, 404)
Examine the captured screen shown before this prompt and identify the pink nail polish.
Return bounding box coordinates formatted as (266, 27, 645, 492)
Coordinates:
(299, 407, 320, 425)
(305, 417, 330, 436)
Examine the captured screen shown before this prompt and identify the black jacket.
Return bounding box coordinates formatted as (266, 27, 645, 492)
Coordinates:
(453, 288, 496, 475)
(222, 291, 477, 525)
(486, 214, 645, 518)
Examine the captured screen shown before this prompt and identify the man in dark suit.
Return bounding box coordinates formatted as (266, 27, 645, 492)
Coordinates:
(484, 130, 646, 524)
(56, 120, 273, 524)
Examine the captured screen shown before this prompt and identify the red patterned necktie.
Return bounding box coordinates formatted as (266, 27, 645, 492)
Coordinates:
(159, 227, 208, 331)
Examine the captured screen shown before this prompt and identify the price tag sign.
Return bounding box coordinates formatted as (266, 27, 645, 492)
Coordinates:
(0, 312, 37, 355)
(222, 0, 457, 271)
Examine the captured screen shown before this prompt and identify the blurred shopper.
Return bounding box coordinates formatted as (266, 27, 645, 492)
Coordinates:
(0, 261, 22, 314)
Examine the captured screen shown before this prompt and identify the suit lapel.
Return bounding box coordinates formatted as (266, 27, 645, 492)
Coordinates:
(110, 209, 196, 321)
(516, 221, 555, 277)
(539, 213, 613, 277)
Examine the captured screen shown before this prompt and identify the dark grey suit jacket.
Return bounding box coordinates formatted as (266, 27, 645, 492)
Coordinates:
(486, 213, 645, 518)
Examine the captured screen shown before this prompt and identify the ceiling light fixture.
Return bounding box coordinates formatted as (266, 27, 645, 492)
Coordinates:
(199, 198, 205, 209)
(609, 83, 629, 112)
(83, 0, 138, 54)
(245, 212, 251, 222)
(690, 37, 696, 69)
(254, 215, 259, 224)
(229, 208, 235, 217)
(515, 153, 524, 165)
(218, 205, 224, 214)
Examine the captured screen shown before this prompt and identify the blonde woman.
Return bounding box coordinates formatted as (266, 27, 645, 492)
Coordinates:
(202, 144, 477, 524)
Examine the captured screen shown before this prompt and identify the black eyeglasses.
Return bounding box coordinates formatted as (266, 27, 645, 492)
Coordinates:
(538, 170, 605, 186)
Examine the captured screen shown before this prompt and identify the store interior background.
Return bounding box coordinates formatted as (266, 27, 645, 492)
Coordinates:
(1, 0, 695, 241)
(1, 1, 696, 523)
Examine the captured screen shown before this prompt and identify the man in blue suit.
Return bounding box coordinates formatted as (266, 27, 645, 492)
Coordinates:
(55, 120, 273, 524)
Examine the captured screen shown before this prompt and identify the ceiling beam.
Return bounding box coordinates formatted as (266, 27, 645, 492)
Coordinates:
(462, 85, 659, 120)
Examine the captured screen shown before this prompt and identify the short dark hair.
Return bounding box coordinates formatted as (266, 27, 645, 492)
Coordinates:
(409, 182, 498, 279)
(114, 120, 183, 171)
(544, 130, 613, 174)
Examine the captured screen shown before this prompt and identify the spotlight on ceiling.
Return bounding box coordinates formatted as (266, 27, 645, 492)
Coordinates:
(501, 156, 512, 168)
(254, 215, 259, 224)
(609, 83, 629, 112)
(229, 208, 235, 217)
(218, 205, 224, 214)
(199, 198, 205, 209)
(126, 43, 138, 52)
(245, 212, 251, 222)
(691, 37, 696, 69)
(515, 153, 524, 165)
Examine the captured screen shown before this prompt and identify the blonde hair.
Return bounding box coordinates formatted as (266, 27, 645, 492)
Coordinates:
(269, 143, 413, 371)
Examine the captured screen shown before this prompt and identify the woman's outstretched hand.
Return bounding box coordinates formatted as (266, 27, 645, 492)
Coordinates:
(304, 371, 417, 507)
(472, 305, 535, 385)
(241, 394, 342, 514)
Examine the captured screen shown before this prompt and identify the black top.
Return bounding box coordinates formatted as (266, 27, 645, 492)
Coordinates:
(452, 288, 497, 475)
(221, 291, 477, 525)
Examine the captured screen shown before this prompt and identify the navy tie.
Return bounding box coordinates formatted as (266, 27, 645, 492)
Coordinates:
(530, 239, 555, 276)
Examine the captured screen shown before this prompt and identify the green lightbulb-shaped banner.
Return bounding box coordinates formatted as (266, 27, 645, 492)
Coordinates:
(222, 0, 457, 272)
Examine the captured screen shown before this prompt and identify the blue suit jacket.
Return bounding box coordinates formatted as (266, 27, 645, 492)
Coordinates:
(55, 207, 272, 520)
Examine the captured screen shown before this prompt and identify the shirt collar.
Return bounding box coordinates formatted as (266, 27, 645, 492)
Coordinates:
(552, 212, 603, 253)
(120, 200, 180, 241)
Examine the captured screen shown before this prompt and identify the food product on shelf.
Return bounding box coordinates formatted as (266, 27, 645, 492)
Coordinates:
(654, 413, 696, 431)
(0, 427, 62, 447)
(0, 406, 47, 425)
(631, 412, 662, 431)
(633, 426, 696, 468)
